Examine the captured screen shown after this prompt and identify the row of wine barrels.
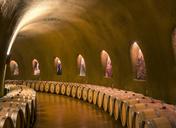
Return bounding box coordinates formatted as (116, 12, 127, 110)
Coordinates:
(128, 103, 148, 128)
(0, 106, 21, 128)
(130, 102, 176, 128)
(0, 105, 24, 128)
(108, 88, 122, 116)
(127, 99, 159, 128)
(2, 101, 30, 128)
(5, 80, 24, 86)
(8, 80, 176, 128)
(3, 96, 34, 128)
(27, 81, 91, 102)
(26, 81, 62, 95)
(4, 85, 37, 128)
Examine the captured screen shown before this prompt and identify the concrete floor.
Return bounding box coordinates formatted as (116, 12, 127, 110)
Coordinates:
(33, 93, 123, 128)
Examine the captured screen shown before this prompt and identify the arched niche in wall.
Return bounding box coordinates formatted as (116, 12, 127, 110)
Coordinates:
(32, 59, 40, 76)
(54, 57, 62, 75)
(130, 42, 146, 80)
(101, 50, 112, 78)
(10, 60, 19, 76)
(77, 54, 86, 76)
(172, 28, 176, 62)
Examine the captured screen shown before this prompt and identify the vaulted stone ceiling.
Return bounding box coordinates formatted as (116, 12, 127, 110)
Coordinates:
(1, 0, 176, 103)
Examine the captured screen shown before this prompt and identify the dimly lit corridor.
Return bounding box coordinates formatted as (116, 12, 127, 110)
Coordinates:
(0, 0, 176, 128)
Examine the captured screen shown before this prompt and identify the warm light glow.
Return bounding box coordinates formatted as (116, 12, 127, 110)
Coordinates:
(101, 50, 112, 78)
(6, 0, 96, 55)
(7, 1, 59, 55)
(77, 54, 86, 76)
(32, 59, 40, 76)
(131, 41, 146, 80)
(101, 50, 109, 68)
(10, 60, 19, 76)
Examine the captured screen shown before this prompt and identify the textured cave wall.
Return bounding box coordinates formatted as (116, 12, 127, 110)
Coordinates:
(5, 0, 176, 103)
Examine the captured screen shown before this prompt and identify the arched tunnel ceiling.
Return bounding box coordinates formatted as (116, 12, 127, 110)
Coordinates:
(13, 0, 176, 45)
(2, 0, 173, 41)
(12, 0, 99, 36)
(4, 0, 176, 104)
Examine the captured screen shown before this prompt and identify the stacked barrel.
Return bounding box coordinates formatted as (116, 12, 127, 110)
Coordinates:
(3, 82, 36, 128)
(5, 80, 176, 128)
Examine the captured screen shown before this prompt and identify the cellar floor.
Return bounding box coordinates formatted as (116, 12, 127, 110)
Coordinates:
(33, 93, 123, 128)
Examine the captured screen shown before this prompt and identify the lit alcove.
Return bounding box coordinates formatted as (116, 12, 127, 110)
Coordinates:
(77, 54, 86, 76)
(10, 60, 19, 76)
(172, 28, 176, 62)
(101, 50, 112, 78)
(130, 42, 146, 80)
(54, 57, 62, 75)
(32, 59, 40, 76)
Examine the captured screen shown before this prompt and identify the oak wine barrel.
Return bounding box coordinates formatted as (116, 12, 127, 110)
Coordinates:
(77, 86, 83, 100)
(114, 97, 122, 120)
(61, 83, 67, 95)
(103, 93, 110, 112)
(39, 82, 45, 92)
(143, 117, 172, 128)
(93, 89, 99, 105)
(0, 117, 14, 128)
(44, 82, 50, 93)
(134, 108, 160, 128)
(50, 83, 56, 94)
(55, 83, 60, 94)
(88, 89, 93, 103)
(97, 91, 104, 108)
(71, 85, 77, 98)
(109, 95, 115, 116)
(35, 82, 40, 91)
(66, 84, 72, 96)
(121, 99, 140, 127)
(82, 87, 89, 101)
(31, 82, 35, 90)
(26, 82, 31, 89)
(2, 107, 25, 128)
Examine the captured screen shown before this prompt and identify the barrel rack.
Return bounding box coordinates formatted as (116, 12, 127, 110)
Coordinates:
(0, 80, 37, 128)
(5, 80, 176, 128)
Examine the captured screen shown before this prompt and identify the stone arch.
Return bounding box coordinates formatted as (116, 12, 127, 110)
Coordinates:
(32, 59, 40, 76)
(77, 54, 86, 76)
(101, 50, 112, 78)
(9, 60, 19, 76)
(130, 42, 146, 80)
